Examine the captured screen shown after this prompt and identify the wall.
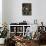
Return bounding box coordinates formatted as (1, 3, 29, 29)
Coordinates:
(0, 0, 2, 27)
(7, 0, 33, 24)
(2, 0, 11, 29)
(2, 0, 8, 24)
(2, 0, 46, 26)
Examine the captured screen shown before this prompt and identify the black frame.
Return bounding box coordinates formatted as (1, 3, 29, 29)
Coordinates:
(22, 3, 32, 15)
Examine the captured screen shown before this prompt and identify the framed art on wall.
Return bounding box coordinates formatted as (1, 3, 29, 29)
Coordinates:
(22, 3, 32, 15)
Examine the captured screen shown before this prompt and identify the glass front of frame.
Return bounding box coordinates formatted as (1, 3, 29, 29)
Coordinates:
(22, 3, 32, 15)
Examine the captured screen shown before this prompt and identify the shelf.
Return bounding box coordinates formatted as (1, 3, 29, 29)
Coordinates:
(16, 32, 23, 33)
(10, 32, 23, 34)
(9, 25, 31, 36)
(9, 25, 31, 26)
(10, 32, 15, 33)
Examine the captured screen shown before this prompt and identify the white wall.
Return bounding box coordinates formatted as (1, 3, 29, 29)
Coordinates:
(2, 0, 10, 26)
(3, 0, 46, 26)
(0, 0, 2, 27)
(7, 0, 33, 24)
(2, 0, 8, 24)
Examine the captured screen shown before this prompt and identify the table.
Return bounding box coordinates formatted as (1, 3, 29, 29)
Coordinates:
(13, 39, 32, 46)
(9, 25, 30, 37)
(12, 39, 39, 46)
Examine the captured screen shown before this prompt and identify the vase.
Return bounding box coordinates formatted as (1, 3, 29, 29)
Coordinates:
(0, 38, 5, 44)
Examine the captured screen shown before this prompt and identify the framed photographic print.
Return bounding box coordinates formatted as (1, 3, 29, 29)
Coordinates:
(22, 3, 32, 15)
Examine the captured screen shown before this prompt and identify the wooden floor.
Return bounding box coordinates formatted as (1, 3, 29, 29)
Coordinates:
(0, 44, 4, 46)
(31, 40, 46, 46)
(0, 44, 46, 46)
(40, 45, 46, 46)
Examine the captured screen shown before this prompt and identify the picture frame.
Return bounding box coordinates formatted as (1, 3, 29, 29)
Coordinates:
(22, 3, 32, 15)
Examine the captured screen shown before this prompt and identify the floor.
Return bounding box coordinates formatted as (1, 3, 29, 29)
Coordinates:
(40, 45, 46, 46)
(0, 44, 46, 46)
(0, 44, 4, 46)
(31, 40, 46, 46)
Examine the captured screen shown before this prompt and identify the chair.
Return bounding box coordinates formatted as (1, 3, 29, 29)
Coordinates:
(38, 26, 46, 45)
(5, 38, 15, 46)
